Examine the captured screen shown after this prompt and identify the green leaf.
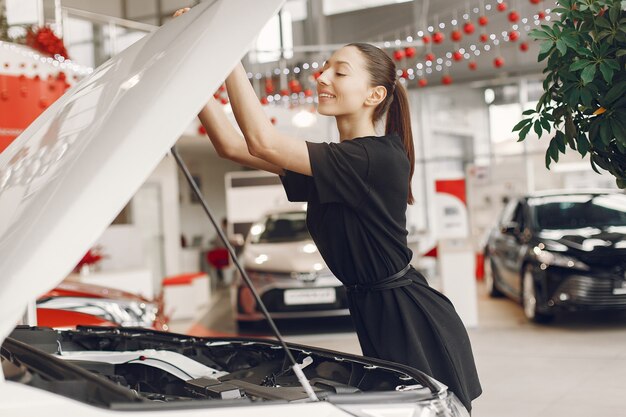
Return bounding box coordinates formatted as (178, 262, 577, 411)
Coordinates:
(512, 119, 531, 132)
(576, 133, 589, 157)
(599, 61, 614, 83)
(580, 88, 593, 107)
(610, 118, 626, 145)
(600, 122, 612, 145)
(595, 16, 612, 29)
(545, 150, 552, 169)
(540, 117, 551, 133)
(556, 39, 568, 55)
(581, 64, 597, 85)
(555, 131, 567, 153)
(529, 29, 553, 40)
(534, 120, 543, 137)
(549, 140, 560, 162)
(609, 4, 619, 24)
(616, 178, 626, 189)
(539, 40, 554, 55)
(617, 50, 626, 57)
(518, 124, 532, 141)
(522, 109, 536, 116)
(570, 59, 591, 71)
(605, 81, 626, 105)
(605, 59, 620, 70)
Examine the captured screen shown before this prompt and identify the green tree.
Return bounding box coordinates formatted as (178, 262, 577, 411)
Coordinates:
(514, 0, 626, 188)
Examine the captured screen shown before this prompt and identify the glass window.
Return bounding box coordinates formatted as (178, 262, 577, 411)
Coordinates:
(529, 194, 626, 230)
(251, 211, 311, 243)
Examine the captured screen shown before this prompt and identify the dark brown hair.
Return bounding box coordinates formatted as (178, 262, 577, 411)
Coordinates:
(347, 42, 415, 204)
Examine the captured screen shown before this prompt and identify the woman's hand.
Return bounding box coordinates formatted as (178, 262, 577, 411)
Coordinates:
(172, 7, 190, 18)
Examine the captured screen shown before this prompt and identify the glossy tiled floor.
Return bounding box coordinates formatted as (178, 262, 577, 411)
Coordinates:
(171, 281, 626, 417)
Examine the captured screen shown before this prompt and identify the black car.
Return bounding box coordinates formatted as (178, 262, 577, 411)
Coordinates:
(484, 190, 626, 322)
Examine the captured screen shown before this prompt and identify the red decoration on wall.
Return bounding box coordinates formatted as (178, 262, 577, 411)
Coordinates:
(451, 30, 462, 42)
(260, 96, 269, 105)
(537, 11, 546, 19)
(529, 0, 541, 4)
(425, 52, 435, 62)
(279, 89, 289, 96)
(433, 32, 445, 44)
(480, 33, 489, 42)
(264, 78, 274, 95)
(304, 88, 313, 97)
(468, 61, 478, 70)
(508, 11, 520, 22)
(478, 16, 489, 26)
(220, 97, 229, 105)
(404, 47, 416, 58)
(520, 42, 529, 52)
(393, 50, 405, 61)
(493, 57, 505, 68)
(25, 26, 70, 59)
(422, 35, 431, 44)
(441, 75, 453, 85)
(418, 78, 428, 87)
(453, 51, 463, 61)
(497, 2, 507, 12)
(198, 125, 207, 135)
(463, 22, 475, 34)
(508, 30, 520, 41)
(401, 69, 409, 79)
(288, 79, 301, 94)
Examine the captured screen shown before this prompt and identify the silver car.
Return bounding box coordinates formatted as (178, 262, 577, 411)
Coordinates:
(234, 205, 350, 325)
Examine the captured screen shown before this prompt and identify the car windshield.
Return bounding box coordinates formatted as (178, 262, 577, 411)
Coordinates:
(529, 194, 626, 230)
(249, 211, 311, 243)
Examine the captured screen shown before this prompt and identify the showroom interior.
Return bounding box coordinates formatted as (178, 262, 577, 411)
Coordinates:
(1, 0, 625, 416)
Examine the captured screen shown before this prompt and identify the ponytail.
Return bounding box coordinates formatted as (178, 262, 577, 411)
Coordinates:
(386, 80, 415, 205)
(347, 42, 416, 205)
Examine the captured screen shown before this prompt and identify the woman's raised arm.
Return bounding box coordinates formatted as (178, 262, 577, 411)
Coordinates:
(225, 63, 312, 176)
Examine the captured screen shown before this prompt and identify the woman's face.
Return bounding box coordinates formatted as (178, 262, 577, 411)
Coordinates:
(316, 46, 374, 117)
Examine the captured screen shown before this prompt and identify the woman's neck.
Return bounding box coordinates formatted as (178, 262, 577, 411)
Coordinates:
(335, 112, 377, 141)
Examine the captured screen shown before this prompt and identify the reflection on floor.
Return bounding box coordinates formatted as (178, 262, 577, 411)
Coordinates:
(169, 282, 626, 417)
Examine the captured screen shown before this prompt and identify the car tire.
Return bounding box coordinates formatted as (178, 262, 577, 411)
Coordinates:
(522, 265, 553, 324)
(484, 254, 503, 298)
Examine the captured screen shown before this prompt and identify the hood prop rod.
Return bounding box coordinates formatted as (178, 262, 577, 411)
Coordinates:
(170, 146, 318, 402)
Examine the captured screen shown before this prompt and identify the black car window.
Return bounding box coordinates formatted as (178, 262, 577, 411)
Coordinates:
(529, 194, 626, 230)
(250, 211, 311, 243)
(513, 203, 525, 229)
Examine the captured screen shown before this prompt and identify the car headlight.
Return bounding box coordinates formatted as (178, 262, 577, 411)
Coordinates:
(533, 247, 590, 271)
(37, 297, 159, 327)
(336, 393, 469, 417)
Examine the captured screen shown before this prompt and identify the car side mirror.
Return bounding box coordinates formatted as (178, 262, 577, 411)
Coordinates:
(501, 222, 520, 235)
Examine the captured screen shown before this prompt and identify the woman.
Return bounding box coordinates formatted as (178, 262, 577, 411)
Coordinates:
(174, 8, 482, 412)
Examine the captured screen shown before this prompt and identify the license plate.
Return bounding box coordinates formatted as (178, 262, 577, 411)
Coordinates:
(284, 288, 336, 305)
(613, 281, 626, 295)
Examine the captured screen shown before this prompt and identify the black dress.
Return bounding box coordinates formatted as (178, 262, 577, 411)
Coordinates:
(279, 133, 482, 411)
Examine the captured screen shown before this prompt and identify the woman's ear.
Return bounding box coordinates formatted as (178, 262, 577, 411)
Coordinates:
(365, 85, 387, 107)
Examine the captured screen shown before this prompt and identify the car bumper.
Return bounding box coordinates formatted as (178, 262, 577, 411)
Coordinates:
(236, 283, 350, 322)
(545, 272, 626, 311)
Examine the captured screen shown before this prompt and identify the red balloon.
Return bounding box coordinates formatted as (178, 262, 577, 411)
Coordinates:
(218, 84, 226, 92)
(453, 51, 463, 61)
(313, 71, 322, 79)
(405, 47, 416, 58)
(468, 61, 477, 70)
(520, 42, 529, 52)
(401, 69, 409, 79)
(270, 117, 277, 125)
(441, 75, 453, 85)
(451, 30, 462, 42)
(213, 93, 220, 99)
(425, 52, 435, 62)
(494, 57, 505, 68)
(509, 30, 520, 41)
(198, 125, 207, 135)
(433, 32, 445, 44)
(304, 89, 313, 97)
(280, 89, 290, 96)
(260, 97, 269, 105)
(220, 98, 229, 105)
(422, 35, 431, 44)
(418, 78, 428, 87)
(529, 0, 541, 4)
(508, 11, 520, 22)
(463, 22, 475, 35)
(537, 11, 546, 19)
(478, 16, 489, 26)
(480, 33, 489, 42)
(393, 50, 405, 61)
(497, 2, 507, 12)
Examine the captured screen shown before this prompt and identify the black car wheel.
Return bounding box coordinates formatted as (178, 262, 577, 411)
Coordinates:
(484, 253, 503, 297)
(522, 265, 553, 323)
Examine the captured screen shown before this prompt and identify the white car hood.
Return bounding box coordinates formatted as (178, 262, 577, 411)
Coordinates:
(0, 0, 283, 343)
(243, 241, 330, 274)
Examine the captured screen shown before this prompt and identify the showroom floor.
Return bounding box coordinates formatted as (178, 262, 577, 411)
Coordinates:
(170, 280, 626, 417)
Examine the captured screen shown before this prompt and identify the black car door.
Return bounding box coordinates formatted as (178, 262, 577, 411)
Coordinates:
(499, 202, 525, 294)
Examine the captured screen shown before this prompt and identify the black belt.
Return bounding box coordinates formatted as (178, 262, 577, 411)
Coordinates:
(345, 264, 412, 293)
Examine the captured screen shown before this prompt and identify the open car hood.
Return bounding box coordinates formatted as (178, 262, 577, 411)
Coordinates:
(0, 0, 284, 343)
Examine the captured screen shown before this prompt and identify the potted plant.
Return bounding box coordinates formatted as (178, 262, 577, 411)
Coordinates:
(513, 0, 626, 187)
